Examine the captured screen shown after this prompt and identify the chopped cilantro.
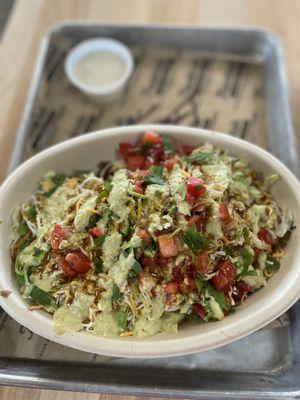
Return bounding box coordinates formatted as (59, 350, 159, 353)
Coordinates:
(162, 135, 174, 155)
(96, 181, 112, 202)
(87, 215, 100, 229)
(24, 205, 37, 221)
(169, 205, 178, 215)
(33, 248, 44, 258)
(115, 309, 128, 330)
(184, 152, 212, 165)
(183, 228, 210, 251)
(145, 166, 165, 185)
(128, 260, 142, 280)
(150, 166, 163, 175)
(194, 277, 227, 311)
(148, 238, 158, 252)
(141, 142, 153, 153)
(112, 284, 121, 302)
(17, 236, 34, 253)
(18, 221, 29, 237)
(238, 248, 253, 269)
(265, 256, 280, 271)
(16, 273, 25, 285)
(94, 258, 103, 273)
(30, 286, 56, 308)
(122, 248, 131, 258)
(132, 260, 142, 274)
(243, 227, 249, 239)
(224, 246, 234, 256)
(240, 269, 257, 277)
(195, 275, 204, 293)
(44, 174, 66, 197)
(94, 235, 106, 247)
(104, 181, 112, 192)
(51, 173, 66, 186)
(206, 284, 227, 311)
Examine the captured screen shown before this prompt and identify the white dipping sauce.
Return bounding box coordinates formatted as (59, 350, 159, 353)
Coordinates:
(74, 51, 126, 87)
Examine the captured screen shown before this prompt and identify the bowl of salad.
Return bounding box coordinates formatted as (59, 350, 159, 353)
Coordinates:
(0, 125, 299, 358)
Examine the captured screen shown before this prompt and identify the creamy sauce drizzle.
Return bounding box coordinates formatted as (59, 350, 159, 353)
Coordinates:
(74, 51, 126, 87)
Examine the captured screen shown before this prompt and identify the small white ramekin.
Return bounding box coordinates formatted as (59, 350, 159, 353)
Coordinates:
(64, 38, 134, 102)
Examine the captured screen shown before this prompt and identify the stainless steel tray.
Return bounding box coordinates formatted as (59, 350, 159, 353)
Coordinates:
(1, 23, 299, 399)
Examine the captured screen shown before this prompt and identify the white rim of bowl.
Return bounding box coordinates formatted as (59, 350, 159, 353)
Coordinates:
(64, 38, 134, 96)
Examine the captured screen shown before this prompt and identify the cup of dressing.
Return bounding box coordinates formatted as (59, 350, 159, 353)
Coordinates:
(64, 38, 134, 102)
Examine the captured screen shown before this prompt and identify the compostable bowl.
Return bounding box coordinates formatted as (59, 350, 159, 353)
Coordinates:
(0, 125, 299, 358)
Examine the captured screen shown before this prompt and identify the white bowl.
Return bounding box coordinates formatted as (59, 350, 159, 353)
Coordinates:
(0, 125, 299, 358)
(64, 38, 134, 101)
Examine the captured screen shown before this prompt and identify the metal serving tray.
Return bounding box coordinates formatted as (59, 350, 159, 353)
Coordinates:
(1, 23, 299, 399)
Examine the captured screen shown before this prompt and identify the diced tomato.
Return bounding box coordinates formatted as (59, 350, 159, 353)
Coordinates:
(164, 281, 179, 295)
(174, 236, 184, 252)
(89, 228, 103, 238)
(220, 260, 236, 281)
(211, 271, 228, 292)
(143, 131, 163, 145)
(143, 159, 155, 169)
(172, 265, 184, 284)
(132, 183, 144, 194)
(196, 215, 208, 232)
(189, 210, 208, 232)
(232, 281, 253, 301)
(211, 261, 236, 292)
(179, 274, 197, 293)
(140, 254, 157, 268)
(138, 229, 150, 243)
(158, 257, 170, 268)
(50, 224, 70, 250)
(183, 146, 195, 155)
(258, 227, 278, 245)
(59, 251, 91, 278)
(64, 251, 91, 274)
(219, 203, 230, 223)
(158, 234, 178, 258)
(188, 215, 199, 227)
(164, 158, 177, 171)
(193, 203, 205, 212)
(149, 145, 165, 164)
(237, 280, 253, 293)
(59, 259, 77, 278)
(186, 192, 195, 207)
(178, 280, 189, 293)
(188, 275, 197, 290)
(193, 303, 206, 320)
(194, 251, 212, 274)
(253, 247, 260, 260)
(253, 247, 260, 268)
(119, 143, 134, 159)
(187, 177, 207, 198)
(126, 155, 145, 170)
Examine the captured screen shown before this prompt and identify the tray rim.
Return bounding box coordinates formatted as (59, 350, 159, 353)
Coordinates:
(8, 22, 298, 174)
(3, 22, 300, 398)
